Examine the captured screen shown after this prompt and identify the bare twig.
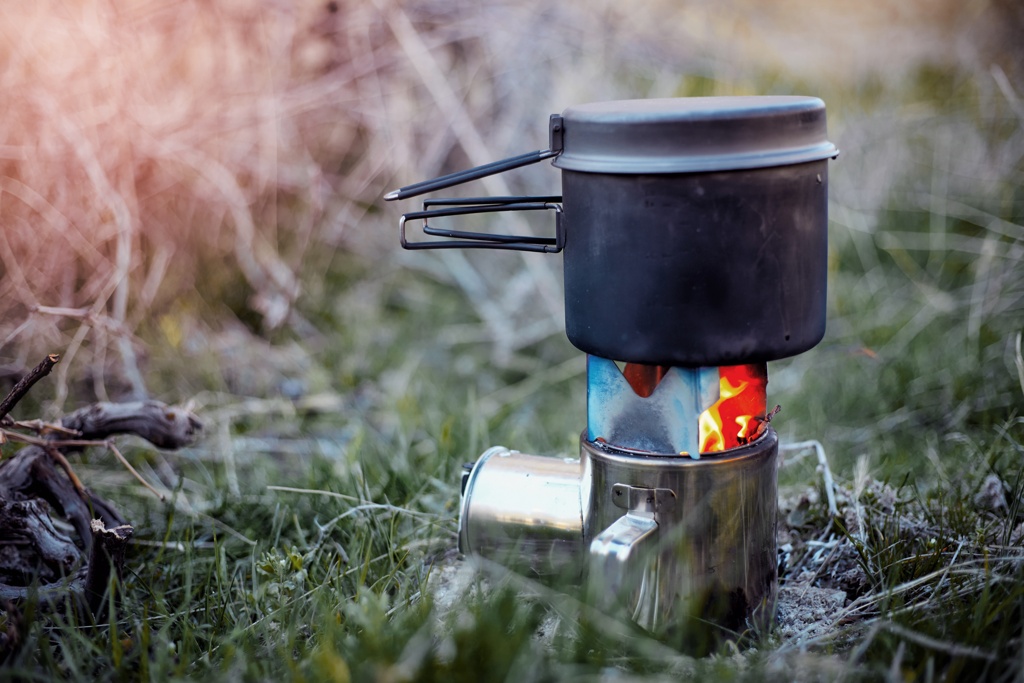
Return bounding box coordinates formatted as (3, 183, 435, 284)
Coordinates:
(781, 440, 840, 518)
(0, 353, 59, 422)
(7, 419, 81, 437)
(43, 445, 86, 496)
(0, 432, 95, 448)
(1, 431, 165, 501)
(106, 442, 164, 501)
(750, 405, 782, 442)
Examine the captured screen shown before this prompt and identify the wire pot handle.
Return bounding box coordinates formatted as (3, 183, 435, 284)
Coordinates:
(384, 149, 558, 202)
(385, 116, 565, 252)
(398, 197, 563, 252)
(383, 115, 564, 202)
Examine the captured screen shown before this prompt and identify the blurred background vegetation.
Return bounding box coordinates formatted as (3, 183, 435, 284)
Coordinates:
(1, 0, 1023, 679)
(0, 0, 1019, 468)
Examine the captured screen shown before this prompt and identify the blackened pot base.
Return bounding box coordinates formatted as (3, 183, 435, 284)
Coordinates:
(562, 162, 828, 367)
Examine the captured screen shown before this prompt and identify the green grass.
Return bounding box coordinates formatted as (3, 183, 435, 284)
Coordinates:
(5, 238, 1023, 681)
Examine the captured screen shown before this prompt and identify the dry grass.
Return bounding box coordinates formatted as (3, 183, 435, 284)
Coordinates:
(0, 0, 350, 405)
(0, 0, 638, 405)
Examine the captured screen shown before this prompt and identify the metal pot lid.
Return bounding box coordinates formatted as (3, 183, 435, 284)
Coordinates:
(552, 96, 837, 174)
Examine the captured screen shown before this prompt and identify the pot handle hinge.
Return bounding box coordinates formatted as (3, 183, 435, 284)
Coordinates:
(383, 116, 565, 253)
(548, 114, 564, 154)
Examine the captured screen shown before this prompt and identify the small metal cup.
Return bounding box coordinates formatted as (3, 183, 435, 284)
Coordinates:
(458, 446, 584, 578)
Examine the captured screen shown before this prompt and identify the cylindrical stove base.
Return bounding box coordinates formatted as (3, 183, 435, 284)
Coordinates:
(457, 429, 779, 639)
(582, 429, 779, 636)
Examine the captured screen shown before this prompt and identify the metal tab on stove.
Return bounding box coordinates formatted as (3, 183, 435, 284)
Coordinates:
(586, 356, 719, 457)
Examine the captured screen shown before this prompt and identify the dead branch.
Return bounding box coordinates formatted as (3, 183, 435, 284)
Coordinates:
(59, 400, 202, 449)
(0, 499, 82, 583)
(43, 445, 87, 495)
(0, 519, 135, 624)
(0, 354, 59, 423)
(0, 346, 202, 626)
(0, 445, 124, 554)
(83, 520, 133, 620)
(0, 398, 200, 621)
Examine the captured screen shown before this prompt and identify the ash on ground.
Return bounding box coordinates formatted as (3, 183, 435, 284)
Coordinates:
(773, 484, 870, 641)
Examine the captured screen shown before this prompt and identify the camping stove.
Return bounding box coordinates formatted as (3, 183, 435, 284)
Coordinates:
(385, 97, 837, 634)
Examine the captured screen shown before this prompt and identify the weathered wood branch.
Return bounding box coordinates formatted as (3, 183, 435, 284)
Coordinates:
(0, 520, 134, 624)
(0, 499, 82, 583)
(83, 520, 134, 619)
(0, 445, 123, 554)
(0, 399, 201, 621)
(59, 400, 201, 450)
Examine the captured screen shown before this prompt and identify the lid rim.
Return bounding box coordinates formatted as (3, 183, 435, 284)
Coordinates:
(553, 142, 838, 174)
(554, 96, 835, 175)
(565, 95, 826, 119)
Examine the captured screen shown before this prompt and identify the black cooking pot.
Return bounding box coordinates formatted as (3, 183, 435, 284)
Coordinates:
(385, 96, 837, 367)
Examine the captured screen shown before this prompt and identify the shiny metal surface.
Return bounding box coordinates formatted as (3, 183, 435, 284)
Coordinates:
(581, 430, 779, 632)
(458, 446, 583, 577)
(589, 511, 658, 610)
(586, 356, 719, 456)
(458, 431, 780, 633)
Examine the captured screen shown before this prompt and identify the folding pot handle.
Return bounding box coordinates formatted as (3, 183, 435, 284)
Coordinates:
(590, 513, 658, 586)
(384, 149, 559, 202)
(384, 116, 565, 252)
(398, 197, 563, 252)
